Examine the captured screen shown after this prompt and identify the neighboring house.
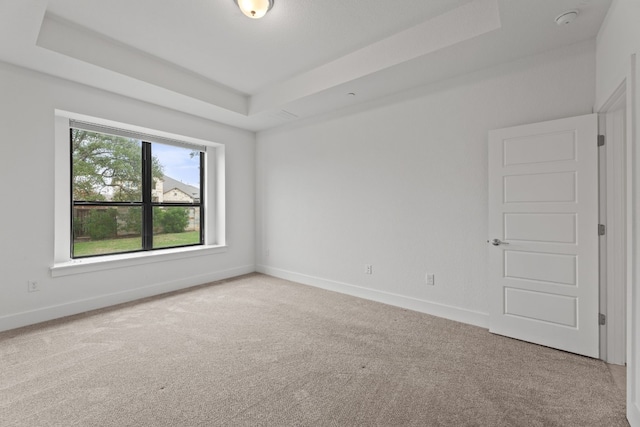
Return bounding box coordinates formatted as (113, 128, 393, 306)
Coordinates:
(153, 176, 200, 204)
(154, 175, 200, 231)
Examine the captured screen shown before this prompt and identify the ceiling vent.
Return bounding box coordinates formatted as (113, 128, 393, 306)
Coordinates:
(270, 109, 299, 121)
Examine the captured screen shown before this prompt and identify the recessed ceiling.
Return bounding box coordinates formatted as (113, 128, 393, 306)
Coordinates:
(0, 0, 612, 131)
(45, 0, 474, 94)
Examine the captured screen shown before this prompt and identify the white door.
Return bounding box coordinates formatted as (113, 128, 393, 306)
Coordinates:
(488, 114, 599, 358)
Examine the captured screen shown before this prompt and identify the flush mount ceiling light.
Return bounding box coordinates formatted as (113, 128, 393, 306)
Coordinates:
(234, 0, 274, 19)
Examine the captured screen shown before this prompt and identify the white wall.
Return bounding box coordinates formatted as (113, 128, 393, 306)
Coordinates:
(596, 1, 640, 424)
(256, 41, 595, 327)
(596, 0, 640, 108)
(0, 61, 256, 331)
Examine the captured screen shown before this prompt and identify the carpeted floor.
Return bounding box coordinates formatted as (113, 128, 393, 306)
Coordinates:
(0, 274, 628, 426)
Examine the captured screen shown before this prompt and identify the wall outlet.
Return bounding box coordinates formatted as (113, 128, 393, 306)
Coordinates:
(27, 280, 40, 292)
(265, 248, 270, 257)
(365, 264, 373, 274)
(426, 274, 435, 286)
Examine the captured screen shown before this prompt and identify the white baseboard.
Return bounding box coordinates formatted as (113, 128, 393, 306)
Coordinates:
(0, 265, 255, 333)
(257, 265, 489, 329)
(3, 264, 489, 333)
(629, 402, 640, 427)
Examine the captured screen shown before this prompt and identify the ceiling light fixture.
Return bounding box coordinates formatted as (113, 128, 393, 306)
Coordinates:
(234, 0, 274, 19)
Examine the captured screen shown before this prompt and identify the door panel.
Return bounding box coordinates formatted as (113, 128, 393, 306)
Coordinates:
(488, 114, 599, 358)
(504, 288, 577, 327)
(503, 131, 576, 165)
(504, 172, 576, 203)
(504, 213, 577, 243)
(504, 251, 577, 286)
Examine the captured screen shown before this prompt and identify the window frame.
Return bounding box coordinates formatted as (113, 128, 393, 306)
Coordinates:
(52, 111, 226, 277)
(70, 128, 205, 258)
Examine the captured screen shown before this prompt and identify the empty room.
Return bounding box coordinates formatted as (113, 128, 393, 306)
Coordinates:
(1, 0, 639, 425)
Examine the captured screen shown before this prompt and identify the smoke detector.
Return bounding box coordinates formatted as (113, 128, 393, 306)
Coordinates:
(555, 10, 579, 25)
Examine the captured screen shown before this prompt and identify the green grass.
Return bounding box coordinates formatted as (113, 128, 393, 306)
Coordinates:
(153, 231, 201, 249)
(73, 231, 200, 257)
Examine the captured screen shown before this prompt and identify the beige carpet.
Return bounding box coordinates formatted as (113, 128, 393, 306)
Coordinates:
(0, 274, 628, 426)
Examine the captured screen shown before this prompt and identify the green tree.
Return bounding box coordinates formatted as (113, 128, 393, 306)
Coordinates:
(157, 208, 189, 233)
(85, 209, 118, 240)
(120, 207, 142, 235)
(72, 129, 163, 201)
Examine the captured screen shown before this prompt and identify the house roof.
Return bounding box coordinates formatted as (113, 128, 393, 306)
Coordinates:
(162, 176, 200, 200)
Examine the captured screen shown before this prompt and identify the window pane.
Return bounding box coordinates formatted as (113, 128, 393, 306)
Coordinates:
(73, 206, 143, 257)
(153, 206, 201, 249)
(152, 143, 201, 204)
(71, 128, 142, 202)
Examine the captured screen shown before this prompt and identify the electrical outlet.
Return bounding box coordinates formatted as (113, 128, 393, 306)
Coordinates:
(27, 281, 40, 292)
(365, 264, 373, 274)
(265, 248, 270, 257)
(426, 274, 435, 286)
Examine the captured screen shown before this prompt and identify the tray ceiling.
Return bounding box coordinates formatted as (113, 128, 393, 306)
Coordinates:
(0, 0, 612, 131)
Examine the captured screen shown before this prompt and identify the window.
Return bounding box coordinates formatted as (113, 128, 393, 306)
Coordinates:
(70, 121, 205, 258)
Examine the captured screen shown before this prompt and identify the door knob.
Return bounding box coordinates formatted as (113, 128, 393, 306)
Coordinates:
(488, 238, 508, 246)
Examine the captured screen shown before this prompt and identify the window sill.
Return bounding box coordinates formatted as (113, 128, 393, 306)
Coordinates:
(50, 245, 227, 278)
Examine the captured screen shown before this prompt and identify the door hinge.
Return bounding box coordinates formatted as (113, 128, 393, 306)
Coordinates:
(598, 135, 605, 146)
(598, 224, 606, 235)
(599, 313, 606, 325)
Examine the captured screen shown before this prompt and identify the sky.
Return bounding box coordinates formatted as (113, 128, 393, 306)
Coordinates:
(153, 142, 201, 188)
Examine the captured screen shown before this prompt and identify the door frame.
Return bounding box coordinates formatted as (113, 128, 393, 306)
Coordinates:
(598, 82, 627, 365)
(628, 52, 640, 427)
(595, 52, 639, 427)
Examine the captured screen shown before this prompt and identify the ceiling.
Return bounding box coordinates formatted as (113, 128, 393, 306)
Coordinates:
(0, 0, 612, 132)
